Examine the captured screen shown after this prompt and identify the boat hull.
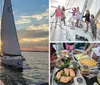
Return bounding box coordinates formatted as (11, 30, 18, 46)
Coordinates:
(1, 56, 23, 69)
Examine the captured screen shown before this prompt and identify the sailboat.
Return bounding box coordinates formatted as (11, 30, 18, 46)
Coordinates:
(1, 0, 23, 69)
(50, 0, 100, 41)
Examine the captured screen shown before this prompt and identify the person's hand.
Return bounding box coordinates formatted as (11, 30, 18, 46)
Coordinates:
(82, 51, 87, 56)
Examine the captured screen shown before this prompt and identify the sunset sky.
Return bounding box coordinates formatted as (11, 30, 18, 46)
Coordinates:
(0, 0, 49, 51)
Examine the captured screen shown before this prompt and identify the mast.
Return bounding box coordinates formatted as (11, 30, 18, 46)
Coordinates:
(78, 0, 93, 26)
(78, 0, 88, 26)
(95, 9, 100, 19)
(1, 0, 21, 56)
(86, 0, 93, 10)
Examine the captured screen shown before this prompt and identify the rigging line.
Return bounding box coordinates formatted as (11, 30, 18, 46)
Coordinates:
(67, 0, 76, 9)
(95, 0, 98, 16)
(65, 0, 76, 21)
(71, 0, 76, 8)
(66, 0, 71, 9)
(68, 0, 74, 8)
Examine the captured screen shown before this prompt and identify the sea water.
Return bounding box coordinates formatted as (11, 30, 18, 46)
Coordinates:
(0, 52, 49, 85)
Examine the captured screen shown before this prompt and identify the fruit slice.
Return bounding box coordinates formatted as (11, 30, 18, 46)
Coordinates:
(69, 69, 75, 77)
(60, 76, 72, 83)
(64, 68, 69, 76)
(56, 70, 63, 80)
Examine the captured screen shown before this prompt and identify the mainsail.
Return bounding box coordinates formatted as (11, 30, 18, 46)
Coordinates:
(1, 0, 21, 56)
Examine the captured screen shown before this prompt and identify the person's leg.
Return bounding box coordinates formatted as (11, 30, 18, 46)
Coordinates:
(94, 28, 97, 40)
(76, 19, 78, 27)
(59, 17, 62, 28)
(62, 16, 66, 26)
(95, 30, 97, 40)
(92, 27, 96, 40)
(55, 17, 58, 28)
(91, 28, 94, 39)
(93, 29, 95, 39)
(87, 22, 89, 31)
(77, 19, 79, 27)
(72, 16, 74, 26)
(63, 19, 65, 26)
(85, 21, 89, 32)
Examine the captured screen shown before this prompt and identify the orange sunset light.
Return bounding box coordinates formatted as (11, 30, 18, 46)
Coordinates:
(19, 37, 48, 43)
(0, 39, 48, 51)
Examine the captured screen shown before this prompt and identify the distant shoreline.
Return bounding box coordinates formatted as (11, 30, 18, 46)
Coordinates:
(21, 50, 48, 52)
(0, 51, 48, 53)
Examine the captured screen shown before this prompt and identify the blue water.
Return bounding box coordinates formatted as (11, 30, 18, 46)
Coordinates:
(0, 52, 49, 85)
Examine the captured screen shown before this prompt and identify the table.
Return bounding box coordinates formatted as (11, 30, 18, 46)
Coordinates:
(51, 49, 100, 85)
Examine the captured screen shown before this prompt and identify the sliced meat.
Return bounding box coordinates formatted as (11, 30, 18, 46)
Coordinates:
(56, 70, 63, 79)
(69, 69, 75, 77)
(60, 76, 72, 83)
(64, 68, 69, 76)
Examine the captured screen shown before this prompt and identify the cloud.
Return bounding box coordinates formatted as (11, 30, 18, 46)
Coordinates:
(0, 24, 49, 51)
(15, 18, 31, 24)
(20, 9, 49, 21)
(0, 19, 1, 29)
(17, 26, 48, 51)
(18, 27, 48, 39)
(20, 37, 48, 43)
(26, 24, 48, 31)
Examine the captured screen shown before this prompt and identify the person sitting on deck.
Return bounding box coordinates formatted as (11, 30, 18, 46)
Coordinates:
(51, 5, 62, 28)
(90, 14, 98, 40)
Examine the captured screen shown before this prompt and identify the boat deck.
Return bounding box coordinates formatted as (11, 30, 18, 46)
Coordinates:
(50, 21, 100, 41)
(0, 64, 26, 85)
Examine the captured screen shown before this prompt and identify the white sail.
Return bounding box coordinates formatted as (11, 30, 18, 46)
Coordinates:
(1, 0, 21, 56)
(86, 0, 93, 10)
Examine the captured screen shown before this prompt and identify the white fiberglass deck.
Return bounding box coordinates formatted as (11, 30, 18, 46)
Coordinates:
(50, 21, 100, 41)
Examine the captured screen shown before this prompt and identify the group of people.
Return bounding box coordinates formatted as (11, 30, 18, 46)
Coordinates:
(51, 5, 98, 40)
(69, 7, 80, 27)
(83, 10, 98, 40)
(51, 5, 71, 28)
